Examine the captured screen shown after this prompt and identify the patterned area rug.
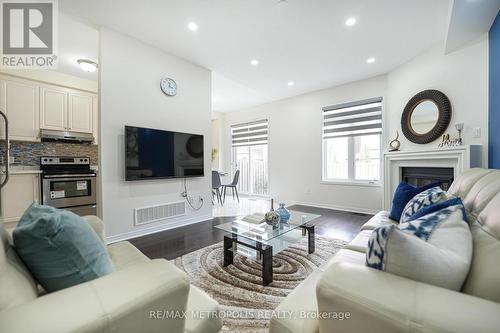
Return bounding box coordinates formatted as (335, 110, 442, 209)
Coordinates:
(174, 235, 347, 332)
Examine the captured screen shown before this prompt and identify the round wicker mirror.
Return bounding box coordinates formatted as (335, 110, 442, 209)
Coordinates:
(401, 90, 451, 144)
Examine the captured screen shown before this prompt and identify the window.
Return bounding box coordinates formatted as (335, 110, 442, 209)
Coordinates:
(231, 120, 269, 196)
(322, 97, 382, 183)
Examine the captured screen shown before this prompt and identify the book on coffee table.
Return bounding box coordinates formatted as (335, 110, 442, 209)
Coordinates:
(240, 213, 265, 224)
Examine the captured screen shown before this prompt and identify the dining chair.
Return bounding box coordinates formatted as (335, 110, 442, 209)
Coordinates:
(212, 170, 223, 205)
(222, 170, 240, 203)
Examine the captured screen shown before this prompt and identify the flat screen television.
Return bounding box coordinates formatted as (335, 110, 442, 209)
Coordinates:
(125, 126, 204, 181)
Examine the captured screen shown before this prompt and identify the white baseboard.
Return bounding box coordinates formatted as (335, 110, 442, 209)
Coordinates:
(105, 201, 378, 244)
(290, 200, 379, 215)
(106, 213, 213, 244)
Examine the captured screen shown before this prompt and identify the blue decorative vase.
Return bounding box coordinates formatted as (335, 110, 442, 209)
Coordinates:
(276, 203, 290, 223)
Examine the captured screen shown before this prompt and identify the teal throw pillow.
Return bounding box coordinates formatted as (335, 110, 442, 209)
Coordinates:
(13, 203, 114, 292)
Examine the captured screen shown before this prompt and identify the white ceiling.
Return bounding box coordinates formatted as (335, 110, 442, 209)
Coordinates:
(445, 0, 500, 53)
(57, 13, 99, 81)
(59, 0, 452, 112)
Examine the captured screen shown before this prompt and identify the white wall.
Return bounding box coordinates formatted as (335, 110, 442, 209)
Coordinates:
(99, 28, 212, 242)
(386, 35, 489, 166)
(211, 120, 221, 170)
(223, 75, 387, 214)
(211, 111, 226, 170)
(221, 35, 489, 214)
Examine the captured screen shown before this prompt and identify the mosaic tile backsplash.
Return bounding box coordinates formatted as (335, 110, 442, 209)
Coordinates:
(0, 141, 98, 166)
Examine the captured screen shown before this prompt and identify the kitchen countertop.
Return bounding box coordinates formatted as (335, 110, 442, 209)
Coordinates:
(1, 166, 41, 174)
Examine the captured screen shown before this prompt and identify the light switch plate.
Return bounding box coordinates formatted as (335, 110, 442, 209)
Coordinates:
(473, 127, 481, 138)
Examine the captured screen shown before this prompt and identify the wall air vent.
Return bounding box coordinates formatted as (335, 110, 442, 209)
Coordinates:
(134, 201, 186, 226)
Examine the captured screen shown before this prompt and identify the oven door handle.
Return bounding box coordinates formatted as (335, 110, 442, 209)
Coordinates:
(43, 174, 96, 179)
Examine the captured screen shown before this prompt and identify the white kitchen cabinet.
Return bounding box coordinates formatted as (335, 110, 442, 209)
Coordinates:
(40, 85, 68, 131)
(68, 92, 93, 134)
(0, 75, 40, 141)
(40, 85, 96, 135)
(0, 173, 40, 229)
(0, 75, 97, 141)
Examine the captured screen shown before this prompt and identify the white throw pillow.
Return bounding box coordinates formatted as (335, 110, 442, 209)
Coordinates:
(400, 186, 447, 223)
(366, 202, 472, 291)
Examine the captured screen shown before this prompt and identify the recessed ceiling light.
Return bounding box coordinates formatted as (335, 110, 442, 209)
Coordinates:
(188, 22, 198, 31)
(287, 81, 294, 86)
(345, 17, 357, 27)
(367, 57, 376, 64)
(250, 59, 259, 66)
(77, 59, 98, 72)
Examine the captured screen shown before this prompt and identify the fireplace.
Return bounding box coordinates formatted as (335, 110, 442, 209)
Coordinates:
(383, 145, 483, 209)
(401, 167, 454, 191)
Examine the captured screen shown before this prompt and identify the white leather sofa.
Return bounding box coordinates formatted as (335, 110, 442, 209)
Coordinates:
(0, 216, 222, 333)
(270, 168, 500, 333)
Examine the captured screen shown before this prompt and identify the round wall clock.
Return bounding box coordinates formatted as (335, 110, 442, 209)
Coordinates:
(160, 77, 177, 96)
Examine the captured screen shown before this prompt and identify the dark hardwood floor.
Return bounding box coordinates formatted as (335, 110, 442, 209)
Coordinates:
(129, 205, 372, 260)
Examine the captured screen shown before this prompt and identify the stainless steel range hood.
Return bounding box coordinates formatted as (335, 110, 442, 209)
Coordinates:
(40, 129, 94, 143)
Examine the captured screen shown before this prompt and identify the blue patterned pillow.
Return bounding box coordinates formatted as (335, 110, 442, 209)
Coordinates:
(389, 182, 441, 221)
(366, 202, 472, 291)
(399, 204, 462, 241)
(406, 197, 464, 222)
(400, 186, 446, 223)
(366, 224, 396, 270)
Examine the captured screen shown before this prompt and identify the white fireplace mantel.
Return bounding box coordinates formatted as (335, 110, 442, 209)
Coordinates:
(383, 145, 483, 210)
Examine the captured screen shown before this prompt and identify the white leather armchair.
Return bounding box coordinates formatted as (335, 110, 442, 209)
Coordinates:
(0, 216, 222, 333)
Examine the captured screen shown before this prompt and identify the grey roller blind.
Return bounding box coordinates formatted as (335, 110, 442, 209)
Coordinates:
(231, 119, 268, 147)
(322, 97, 383, 139)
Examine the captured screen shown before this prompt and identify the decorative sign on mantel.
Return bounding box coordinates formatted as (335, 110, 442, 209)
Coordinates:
(438, 123, 465, 148)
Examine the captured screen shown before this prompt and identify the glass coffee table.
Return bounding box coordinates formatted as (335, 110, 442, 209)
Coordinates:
(214, 210, 321, 286)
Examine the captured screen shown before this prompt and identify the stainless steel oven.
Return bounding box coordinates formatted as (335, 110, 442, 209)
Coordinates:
(40, 157, 97, 216)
